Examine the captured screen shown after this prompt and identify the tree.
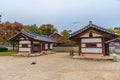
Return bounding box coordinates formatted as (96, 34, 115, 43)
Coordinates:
(107, 28, 114, 32)
(55, 29, 75, 46)
(26, 24, 42, 34)
(114, 27, 120, 36)
(60, 30, 71, 38)
(0, 21, 26, 44)
(56, 36, 76, 46)
(39, 24, 57, 36)
(108, 27, 120, 36)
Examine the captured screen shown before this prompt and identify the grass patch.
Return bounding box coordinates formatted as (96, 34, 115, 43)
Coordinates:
(0, 50, 17, 56)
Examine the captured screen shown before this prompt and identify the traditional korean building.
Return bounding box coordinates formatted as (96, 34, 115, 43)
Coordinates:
(69, 21, 118, 57)
(9, 30, 56, 54)
(49, 31, 61, 40)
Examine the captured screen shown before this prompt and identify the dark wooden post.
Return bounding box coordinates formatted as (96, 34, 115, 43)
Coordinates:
(12, 41, 15, 51)
(31, 40, 33, 53)
(102, 37, 105, 56)
(105, 43, 109, 56)
(78, 39, 81, 56)
(38, 42, 41, 53)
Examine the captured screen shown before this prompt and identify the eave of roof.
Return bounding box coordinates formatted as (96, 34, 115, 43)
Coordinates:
(105, 37, 120, 43)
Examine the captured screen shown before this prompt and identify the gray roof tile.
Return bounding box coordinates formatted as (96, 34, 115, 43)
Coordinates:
(10, 29, 56, 43)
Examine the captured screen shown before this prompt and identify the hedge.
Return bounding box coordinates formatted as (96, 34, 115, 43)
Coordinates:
(0, 47, 8, 52)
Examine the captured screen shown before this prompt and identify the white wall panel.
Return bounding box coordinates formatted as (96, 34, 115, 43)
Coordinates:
(50, 44, 53, 49)
(45, 44, 48, 49)
(97, 43, 102, 47)
(19, 48, 30, 52)
(33, 41, 40, 44)
(81, 44, 86, 47)
(19, 45, 22, 47)
(81, 38, 102, 43)
(19, 41, 30, 44)
(81, 48, 102, 53)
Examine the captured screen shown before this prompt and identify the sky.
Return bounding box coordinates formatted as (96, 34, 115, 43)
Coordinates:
(0, 0, 120, 33)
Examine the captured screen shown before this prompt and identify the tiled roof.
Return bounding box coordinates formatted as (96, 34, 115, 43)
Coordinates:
(10, 29, 56, 43)
(49, 31, 61, 37)
(70, 21, 118, 38)
(105, 37, 120, 43)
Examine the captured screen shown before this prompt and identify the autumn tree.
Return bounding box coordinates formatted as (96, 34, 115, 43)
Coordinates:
(39, 24, 57, 36)
(0, 21, 26, 44)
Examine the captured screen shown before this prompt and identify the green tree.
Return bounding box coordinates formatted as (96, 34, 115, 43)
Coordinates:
(39, 24, 57, 36)
(55, 29, 75, 46)
(60, 30, 71, 38)
(107, 28, 114, 32)
(26, 24, 42, 34)
(114, 27, 120, 36)
(108, 27, 120, 36)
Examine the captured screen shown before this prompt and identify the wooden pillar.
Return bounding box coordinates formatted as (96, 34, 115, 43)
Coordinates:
(17, 41, 19, 52)
(38, 42, 41, 53)
(102, 37, 105, 56)
(107, 44, 110, 56)
(105, 44, 109, 56)
(41, 42, 43, 51)
(42, 42, 45, 50)
(12, 41, 15, 51)
(31, 40, 33, 53)
(79, 39, 81, 56)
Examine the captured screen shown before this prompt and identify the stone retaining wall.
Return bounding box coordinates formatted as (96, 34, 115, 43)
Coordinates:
(53, 46, 79, 52)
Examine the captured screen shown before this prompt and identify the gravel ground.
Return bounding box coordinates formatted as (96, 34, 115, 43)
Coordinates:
(0, 53, 120, 80)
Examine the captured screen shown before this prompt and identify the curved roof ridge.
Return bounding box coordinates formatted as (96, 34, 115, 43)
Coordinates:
(70, 21, 118, 38)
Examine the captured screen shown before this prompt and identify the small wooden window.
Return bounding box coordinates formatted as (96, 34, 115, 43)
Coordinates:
(86, 43, 97, 48)
(22, 44, 28, 48)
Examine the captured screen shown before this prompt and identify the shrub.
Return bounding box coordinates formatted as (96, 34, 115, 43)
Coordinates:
(0, 47, 8, 52)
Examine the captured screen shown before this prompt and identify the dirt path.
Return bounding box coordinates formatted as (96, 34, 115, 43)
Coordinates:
(0, 53, 120, 80)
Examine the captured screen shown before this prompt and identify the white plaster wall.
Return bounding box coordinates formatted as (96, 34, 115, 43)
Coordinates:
(33, 41, 40, 44)
(81, 48, 102, 53)
(81, 38, 102, 43)
(50, 44, 53, 49)
(81, 44, 86, 47)
(45, 44, 48, 49)
(19, 48, 30, 52)
(97, 43, 102, 47)
(19, 41, 31, 44)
